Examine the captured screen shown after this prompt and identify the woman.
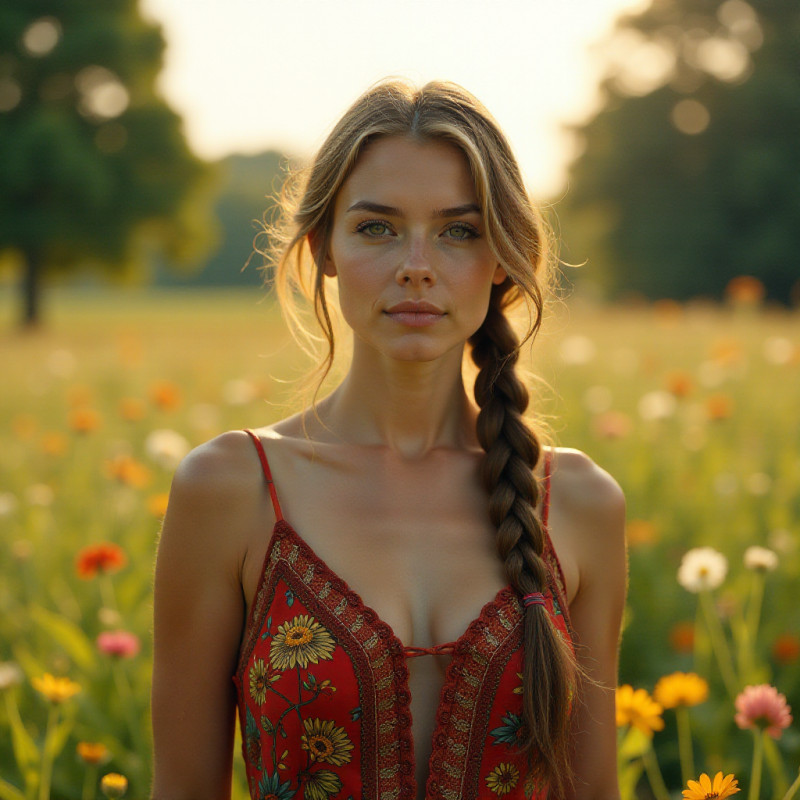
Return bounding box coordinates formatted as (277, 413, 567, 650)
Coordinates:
(151, 80, 626, 800)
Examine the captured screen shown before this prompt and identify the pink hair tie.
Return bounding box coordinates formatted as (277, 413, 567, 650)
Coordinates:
(522, 592, 546, 608)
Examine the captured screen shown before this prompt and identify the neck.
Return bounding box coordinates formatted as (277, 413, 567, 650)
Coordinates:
(320, 345, 478, 458)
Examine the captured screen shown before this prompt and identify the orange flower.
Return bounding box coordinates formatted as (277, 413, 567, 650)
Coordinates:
(69, 407, 101, 433)
(710, 338, 743, 366)
(706, 394, 733, 421)
(119, 397, 146, 422)
(683, 772, 740, 800)
(666, 370, 693, 398)
(76, 543, 127, 579)
(669, 621, 695, 654)
(150, 380, 182, 411)
(626, 520, 658, 546)
(592, 411, 632, 439)
(654, 672, 709, 708)
(77, 741, 111, 765)
(772, 633, 800, 665)
(40, 431, 68, 456)
(32, 673, 81, 704)
(147, 492, 170, 518)
(725, 275, 764, 306)
(104, 455, 152, 489)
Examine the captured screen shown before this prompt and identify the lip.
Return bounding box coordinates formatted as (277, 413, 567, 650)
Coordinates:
(384, 301, 445, 315)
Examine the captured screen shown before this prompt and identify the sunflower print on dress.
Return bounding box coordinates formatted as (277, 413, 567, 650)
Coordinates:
(269, 614, 336, 671)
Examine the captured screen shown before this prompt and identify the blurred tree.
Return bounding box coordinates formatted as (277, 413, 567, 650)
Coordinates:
(152, 151, 287, 288)
(558, 0, 800, 302)
(0, 0, 215, 326)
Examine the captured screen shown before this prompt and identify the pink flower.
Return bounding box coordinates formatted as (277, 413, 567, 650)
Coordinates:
(734, 684, 793, 738)
(96, 630, 140, 659)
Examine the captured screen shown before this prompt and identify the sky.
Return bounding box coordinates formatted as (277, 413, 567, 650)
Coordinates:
(139, 0, 649, 198)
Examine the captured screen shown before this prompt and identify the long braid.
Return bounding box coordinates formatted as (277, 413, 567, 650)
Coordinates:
(471, 290, 577, 798)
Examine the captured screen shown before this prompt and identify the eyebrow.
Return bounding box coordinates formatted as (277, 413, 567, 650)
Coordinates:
(345, 200, 481, 218)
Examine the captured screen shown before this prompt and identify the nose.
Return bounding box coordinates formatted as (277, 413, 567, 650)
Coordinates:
(396, 237, 435, 287)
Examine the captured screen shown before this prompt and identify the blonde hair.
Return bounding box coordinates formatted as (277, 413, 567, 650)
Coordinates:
(263, 78, 576, 794)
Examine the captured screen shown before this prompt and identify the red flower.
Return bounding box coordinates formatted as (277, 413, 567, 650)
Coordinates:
(76, 543, 127, 579)
(772, 634, 800, 665)
(97, 630, 140, 659)
(735, 684, 793, 739)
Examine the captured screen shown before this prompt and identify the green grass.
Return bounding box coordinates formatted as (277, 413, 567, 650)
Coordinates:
(0, 288, 798, 798)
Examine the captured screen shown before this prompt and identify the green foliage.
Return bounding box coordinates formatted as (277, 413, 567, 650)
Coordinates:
(0, 0, 216, 323)
(558, 0, 800, 303)
(152, 151, 288, 288)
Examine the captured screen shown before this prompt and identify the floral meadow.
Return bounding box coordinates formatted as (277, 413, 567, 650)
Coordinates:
(0, 286, 798, 799)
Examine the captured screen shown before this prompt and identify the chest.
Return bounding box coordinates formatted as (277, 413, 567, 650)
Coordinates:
(234, 524, 565, 800)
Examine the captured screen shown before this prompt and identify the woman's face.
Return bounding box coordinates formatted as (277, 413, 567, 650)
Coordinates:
(323, 136, 506, 364)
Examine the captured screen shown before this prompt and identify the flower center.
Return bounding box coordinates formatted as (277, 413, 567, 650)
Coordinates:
(704, 793, 720, 799)
(286, 626, 313, 646)
(309, 735, 334, 759)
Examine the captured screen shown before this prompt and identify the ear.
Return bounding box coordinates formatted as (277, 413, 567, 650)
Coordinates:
(307, 230, 337, 277)
(492, 264, 508, 285)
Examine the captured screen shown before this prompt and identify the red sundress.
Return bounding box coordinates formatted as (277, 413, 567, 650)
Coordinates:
(233, 429, 573, 800)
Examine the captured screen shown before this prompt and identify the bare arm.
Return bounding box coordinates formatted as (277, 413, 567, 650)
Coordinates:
(151, 433, 265, 799)
(554, 451, 627, 800)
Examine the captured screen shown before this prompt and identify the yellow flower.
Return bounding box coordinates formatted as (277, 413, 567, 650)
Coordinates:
(301, 718, 354, 766)
(615, 685, 664, 736)
(147, 492, 170, 518)
(302, 768, 342, 800)
(100, 773, 128, 798)
(269, 614, 335, 671)
(77, 741, 110, 765)
(485, 763, 520, 796)
(683, 771, 740, 800)
(654, 672, 709, 709)
(32, 673, 81, 704)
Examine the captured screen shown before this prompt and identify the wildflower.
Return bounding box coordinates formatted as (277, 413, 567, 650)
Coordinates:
(654, 672, 709, 709)
(76, 542, 127, 579)
(0, 492, 19, 517)
(77, 741, 110, 765)
(638, 390, 677, 421)
(100, 773, 128, 798)
(677, 547, 728, 593)
(666, 370, 693, 397)
(734, 684, 793, 738)
(615, 685, 664, 736)
(119, 397, 146, 422)
(104, 455, 152, 489)
(69, 406, 101, 433)
(149, 380, 182, 411)
(743, 546, 778, 572)
(147, 492, 170, 518)
(32, 673, 81, 704)
(705, 394, 733, 421)
(669, 621, 695, 654)
(559, 335, 596, 365)
(145, 429, 190, 470)
(223, 378, 257, 406)
(763, 336, 795, 366)
(626, 520, 658, 547)
(683, 771, 740, 799)
(0, 662, 24, 690)
(592, 411, 632, 439)
(97, 630, 140, 659)
(772, 634, 800, 665)
(725, 274, 764, 306)
(40, 431, 68, 456)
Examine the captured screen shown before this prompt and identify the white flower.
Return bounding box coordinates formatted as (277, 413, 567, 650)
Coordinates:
(559, 335, 596, 365)
(0, 662, 24, 690)
(763, 336, 794, 365)
(0, 492, 18, 517)
(743, 546, 778, 572)
(223, 378, 257, 406)
(145, 429, 190, 470)
(638, 390, 677, 421)
(677, 547, 728, 592)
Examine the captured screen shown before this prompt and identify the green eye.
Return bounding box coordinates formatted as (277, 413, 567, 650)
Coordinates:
(356, 220, 390, 236)
(445, 223, 479, 240)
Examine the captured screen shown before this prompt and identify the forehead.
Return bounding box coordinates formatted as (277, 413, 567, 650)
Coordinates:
(336, 136, 477, 211)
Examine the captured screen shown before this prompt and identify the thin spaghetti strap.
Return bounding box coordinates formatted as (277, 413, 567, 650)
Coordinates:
(542, 450, 552, 530)
(243, 429, 284, 522)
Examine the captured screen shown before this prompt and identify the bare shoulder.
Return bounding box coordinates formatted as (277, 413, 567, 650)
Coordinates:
(548, 447, 625, 533)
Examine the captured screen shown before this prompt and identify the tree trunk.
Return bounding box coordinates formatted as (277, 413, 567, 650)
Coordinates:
(21, 251, 42, 328)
